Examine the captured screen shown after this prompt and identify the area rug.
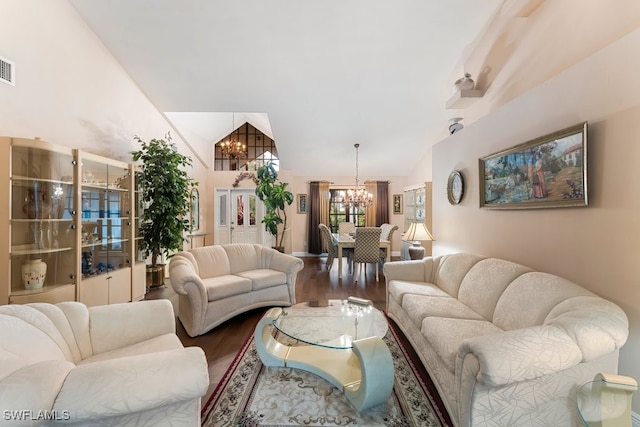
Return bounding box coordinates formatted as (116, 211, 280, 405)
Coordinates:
(201, 317, 452, 427)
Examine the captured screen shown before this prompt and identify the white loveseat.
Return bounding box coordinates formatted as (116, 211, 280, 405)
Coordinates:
(0, 299, 208, 426)
(383, 253, 629, 427)
(169, 244, 304, 337)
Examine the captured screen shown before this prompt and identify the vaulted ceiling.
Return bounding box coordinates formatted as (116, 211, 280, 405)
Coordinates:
(69, 0, 506, 176)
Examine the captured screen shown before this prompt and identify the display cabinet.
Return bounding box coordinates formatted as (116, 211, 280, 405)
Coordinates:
(1, 137, 147, 306)
(2, 138, 77, 305)
(77, 152, 132, 306)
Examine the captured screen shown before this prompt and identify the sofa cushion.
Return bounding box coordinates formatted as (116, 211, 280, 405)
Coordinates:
(457, 258, 532, 322)
(190, 245, 231, 278)
(434, 253, 484, 298)
(494, 272, 594, 331)
(203, 275, 252, 301)
(80, 333, 184, 364)
(223, 244, 260, 274)
(422, 317, 503, 372)
(0, 311, 69, 382)
(236, 269, 287, 291)
(387, 280, 450, 306)
(403, 294, 484, 331)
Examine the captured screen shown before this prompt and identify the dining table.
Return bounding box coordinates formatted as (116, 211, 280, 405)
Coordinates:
(334, 233, 391, 279)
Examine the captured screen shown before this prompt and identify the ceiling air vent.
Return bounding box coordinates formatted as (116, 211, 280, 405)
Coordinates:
(0, 56, 15, 86)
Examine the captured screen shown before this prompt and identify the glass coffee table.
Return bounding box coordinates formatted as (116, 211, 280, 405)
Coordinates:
(254, 299, 394, 411)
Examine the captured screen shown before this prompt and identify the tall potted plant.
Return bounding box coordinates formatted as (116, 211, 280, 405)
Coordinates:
(255, 162, 293, 252)
(132, 133, 197, 287)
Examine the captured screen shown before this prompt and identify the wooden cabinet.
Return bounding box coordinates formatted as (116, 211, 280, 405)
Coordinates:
(1, 137, 143, 306)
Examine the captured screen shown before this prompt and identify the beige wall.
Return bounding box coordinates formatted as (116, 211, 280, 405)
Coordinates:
(0, 0, 210, 246)
(424, 27, 640, 411)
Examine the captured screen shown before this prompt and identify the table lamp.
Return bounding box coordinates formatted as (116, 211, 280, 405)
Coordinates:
(403, 222, 434, 260)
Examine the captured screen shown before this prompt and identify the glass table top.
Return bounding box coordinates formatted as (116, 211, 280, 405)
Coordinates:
(272, 299, 388, 350)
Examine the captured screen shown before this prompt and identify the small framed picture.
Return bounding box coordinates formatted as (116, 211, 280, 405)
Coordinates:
(393, 194, 403, 215)
(297, 194, 307, 214)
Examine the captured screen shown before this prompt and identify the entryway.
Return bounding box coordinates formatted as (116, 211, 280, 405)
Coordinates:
(214, 188, 269, 245)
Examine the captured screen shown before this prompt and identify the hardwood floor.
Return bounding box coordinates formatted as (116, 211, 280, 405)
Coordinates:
(144, 255, 394, 405)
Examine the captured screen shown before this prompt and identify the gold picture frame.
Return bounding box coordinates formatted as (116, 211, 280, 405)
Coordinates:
(479, 122, 588, 209)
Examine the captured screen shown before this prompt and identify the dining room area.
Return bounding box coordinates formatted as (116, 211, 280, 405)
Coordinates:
(317, 221, 397, 281)
(306, 180, 432, 284)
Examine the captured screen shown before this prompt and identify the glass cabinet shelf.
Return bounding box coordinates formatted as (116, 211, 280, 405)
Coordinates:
(11, 245, 74, 256)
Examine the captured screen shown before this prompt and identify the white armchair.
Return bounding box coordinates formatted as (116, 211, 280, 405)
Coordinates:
(0, 300, 208, 426)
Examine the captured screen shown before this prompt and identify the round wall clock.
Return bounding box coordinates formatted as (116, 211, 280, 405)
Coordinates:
(447, 170, 464, 205)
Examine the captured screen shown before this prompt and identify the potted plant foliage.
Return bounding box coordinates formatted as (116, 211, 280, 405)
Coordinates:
(132, 133, 197, 287)
(255, 162, 293, 252)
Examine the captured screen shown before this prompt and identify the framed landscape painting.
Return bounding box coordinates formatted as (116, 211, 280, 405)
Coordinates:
(479, 122, 588, 209)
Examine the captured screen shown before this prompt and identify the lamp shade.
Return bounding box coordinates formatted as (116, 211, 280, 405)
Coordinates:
(404, 222, 434, 242)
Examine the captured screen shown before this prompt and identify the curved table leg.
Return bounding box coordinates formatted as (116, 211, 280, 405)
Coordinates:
(254, 309, 394, 411)
(254, 307, 289, 367)
(345, 336, 394, 411)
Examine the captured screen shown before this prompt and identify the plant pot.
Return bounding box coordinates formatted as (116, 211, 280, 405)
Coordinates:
(146, 264, 165, 288)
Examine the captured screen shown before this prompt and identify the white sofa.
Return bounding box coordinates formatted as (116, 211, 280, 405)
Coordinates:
(0, 299, 208, 426)
(383, 253, 629, 427)
(169, 244, 304, 337)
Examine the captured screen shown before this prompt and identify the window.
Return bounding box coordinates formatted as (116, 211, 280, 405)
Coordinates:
(329, 189, 366, 233)
(214, 122, 279, 171)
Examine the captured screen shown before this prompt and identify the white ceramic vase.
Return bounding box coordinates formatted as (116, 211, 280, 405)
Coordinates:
(22, 258, 47, 290)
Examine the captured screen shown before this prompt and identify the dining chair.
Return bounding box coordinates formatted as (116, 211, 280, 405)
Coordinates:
(352, 227, 382, 282)
(379, 223, 398, 267)
(338, 222, 355, 236)
(318, 223, 338, 270)
(319, 223, 354, 271)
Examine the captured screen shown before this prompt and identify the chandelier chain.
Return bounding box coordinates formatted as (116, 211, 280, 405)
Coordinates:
(340, 143, 373, 208)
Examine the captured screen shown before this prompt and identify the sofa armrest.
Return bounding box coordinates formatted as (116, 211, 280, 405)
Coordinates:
(456, 325, 583, 387)
(53, 347, 208, 421)
(267, 250, 304, 274)
(88, 300, 176, 355)
(383, 259, 430, 282)
(168, 255, 206, 295)
(0, 360, 75, 416)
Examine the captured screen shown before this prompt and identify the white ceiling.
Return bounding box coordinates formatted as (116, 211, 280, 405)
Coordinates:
(69, 0, 504, 177)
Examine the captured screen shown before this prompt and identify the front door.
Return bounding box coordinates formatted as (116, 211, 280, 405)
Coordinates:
(214, 188, 264, 245)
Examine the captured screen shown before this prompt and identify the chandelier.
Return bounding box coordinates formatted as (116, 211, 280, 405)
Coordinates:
(341, 143, 373, 208)
(219, 113, 246, 159)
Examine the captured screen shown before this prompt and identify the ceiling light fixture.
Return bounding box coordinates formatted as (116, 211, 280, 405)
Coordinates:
(219, 113, 246, 159)
(340, 143, 373, 208)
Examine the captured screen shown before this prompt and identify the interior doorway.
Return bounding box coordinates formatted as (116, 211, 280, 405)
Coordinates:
(214, 188, 267, 245)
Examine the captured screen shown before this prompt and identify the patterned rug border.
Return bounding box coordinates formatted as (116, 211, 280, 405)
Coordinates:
(201, 309, 453, 427)
(383, 316, 452, 426)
